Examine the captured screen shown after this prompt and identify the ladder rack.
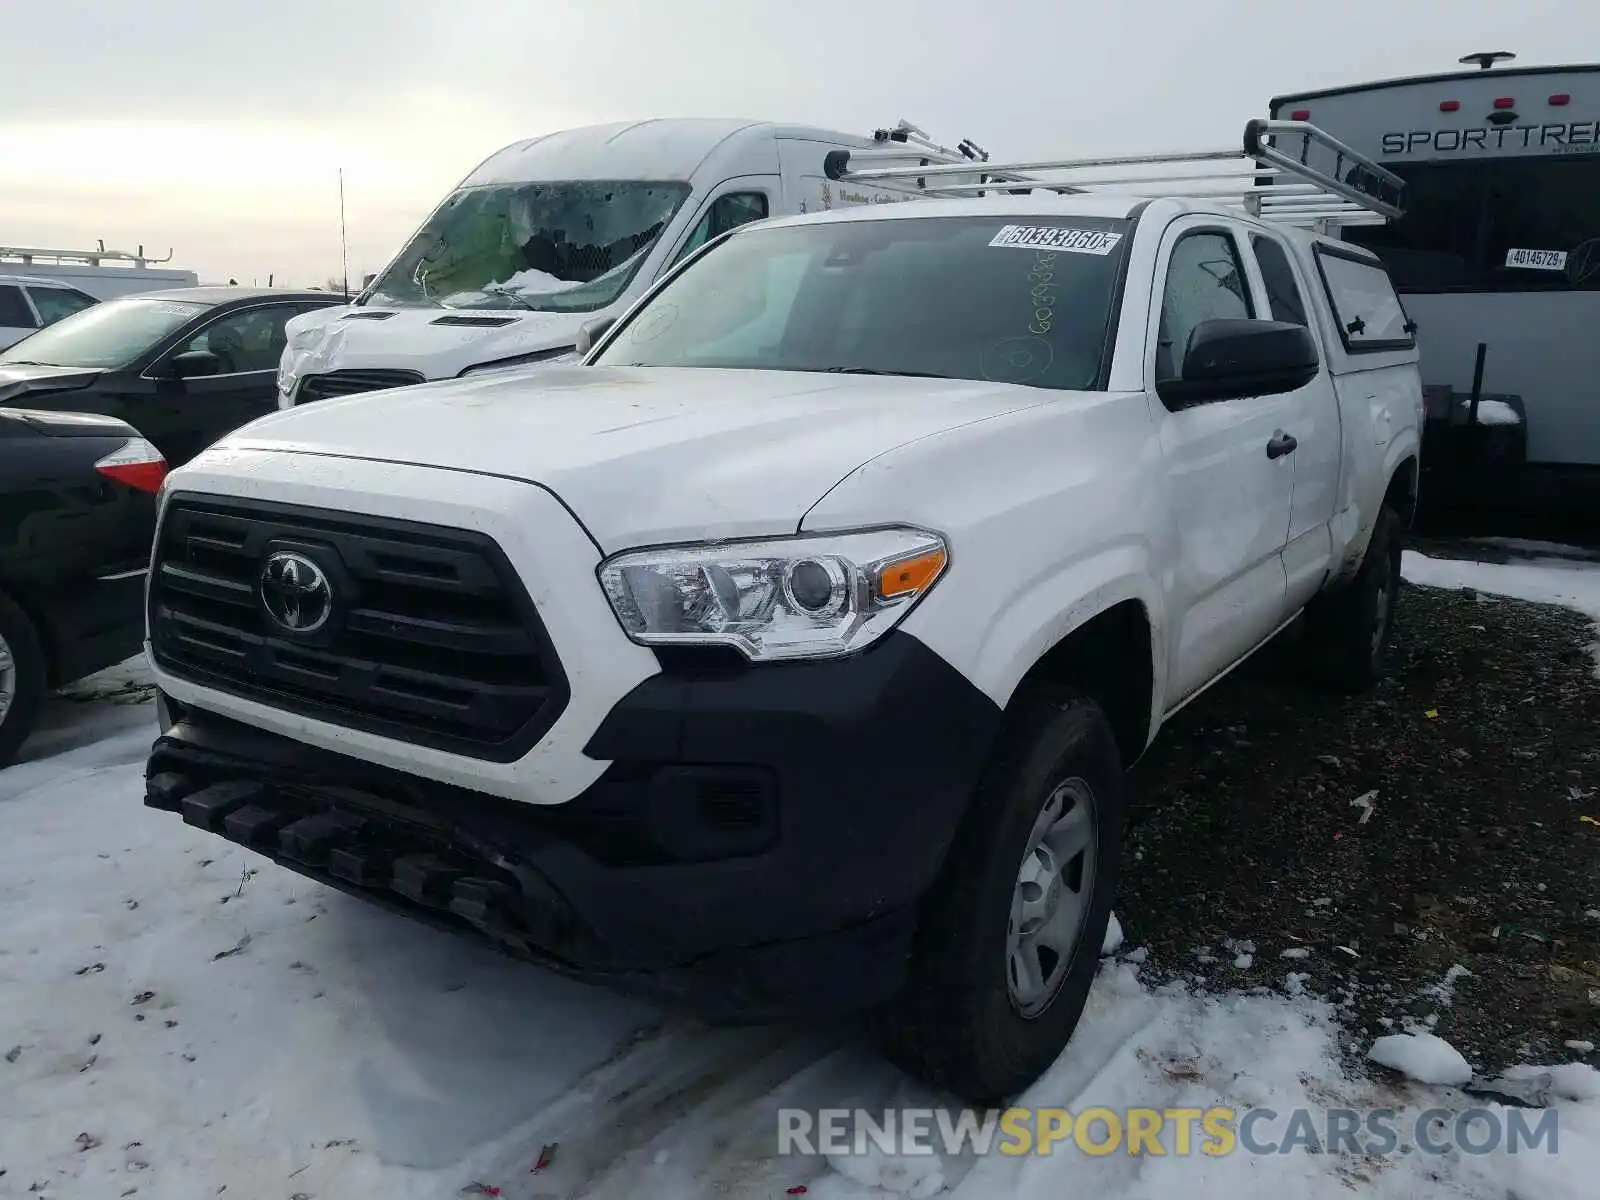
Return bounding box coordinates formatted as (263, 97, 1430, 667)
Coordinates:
(826, 119, 1406, 229)
(0, 242, 177, 269)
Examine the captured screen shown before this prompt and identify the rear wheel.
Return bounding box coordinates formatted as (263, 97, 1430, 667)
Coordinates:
(0, 589, 47, 767)
(1302, 505, 1404, 693)
(875, 686, 1123, 1104)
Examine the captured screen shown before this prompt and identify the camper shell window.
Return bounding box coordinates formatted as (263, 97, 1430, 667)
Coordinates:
(365, 180, 693, 313)
(1346, 156, 1600, 293)
(1312, 245, 1416, 354)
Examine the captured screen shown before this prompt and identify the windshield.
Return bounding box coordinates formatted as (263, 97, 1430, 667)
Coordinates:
(365, 180, 693, 312)
(591, 215, 1131, 390)
(0, 296, 207, 369)
(1346, 157, 1600, 293)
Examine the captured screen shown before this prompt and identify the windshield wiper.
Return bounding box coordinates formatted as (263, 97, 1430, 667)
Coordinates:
(819, 366, 953, 379)
(483, 286, 537, 311)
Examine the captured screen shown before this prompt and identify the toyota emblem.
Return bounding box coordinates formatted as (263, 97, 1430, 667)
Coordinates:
(259, 550, 333, 633)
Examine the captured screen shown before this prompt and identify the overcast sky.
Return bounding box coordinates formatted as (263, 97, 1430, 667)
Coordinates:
(4, 0, 1592, 285)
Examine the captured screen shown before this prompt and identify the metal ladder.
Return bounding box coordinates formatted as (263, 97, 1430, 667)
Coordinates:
(831, 119, 1406, 230)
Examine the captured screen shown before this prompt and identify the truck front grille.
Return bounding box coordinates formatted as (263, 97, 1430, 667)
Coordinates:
(295, 368, 424, 404)
(148, 496, 568, 761)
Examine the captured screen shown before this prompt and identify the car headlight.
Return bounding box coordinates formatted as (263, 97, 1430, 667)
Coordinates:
(276, 363, 299, 403)
(598, 527, 948, 662)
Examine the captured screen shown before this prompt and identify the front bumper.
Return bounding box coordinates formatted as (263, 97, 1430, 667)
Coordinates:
(145, 630, 1001, 1019)
(145, 453, 662, 806)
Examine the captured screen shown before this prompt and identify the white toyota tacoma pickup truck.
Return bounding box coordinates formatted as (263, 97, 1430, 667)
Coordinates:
(142, 174, 1423, 1101)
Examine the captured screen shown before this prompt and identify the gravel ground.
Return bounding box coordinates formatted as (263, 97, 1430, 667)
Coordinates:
(1120, 572, 1600, 1074)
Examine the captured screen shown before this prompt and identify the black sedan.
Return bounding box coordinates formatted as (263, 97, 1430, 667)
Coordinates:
(0, 408, 168, 765)
(0, 287, 345, 467)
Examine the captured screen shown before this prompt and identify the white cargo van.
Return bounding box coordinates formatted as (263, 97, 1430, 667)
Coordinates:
(0, 246, 200, 301)
(276, 117, 990, 408)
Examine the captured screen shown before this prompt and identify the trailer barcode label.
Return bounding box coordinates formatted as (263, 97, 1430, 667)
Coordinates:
(990, 225, 1124, 255)
(1505, 247, 1568, 271)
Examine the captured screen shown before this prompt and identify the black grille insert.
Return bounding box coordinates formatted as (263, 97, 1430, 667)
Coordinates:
(296, 368, 425, 403)
(149, 495, 568, 761)
(430, 314, 518, 328)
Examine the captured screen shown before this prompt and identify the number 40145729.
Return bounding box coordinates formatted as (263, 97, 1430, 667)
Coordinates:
(1505, 247, 1568, 271)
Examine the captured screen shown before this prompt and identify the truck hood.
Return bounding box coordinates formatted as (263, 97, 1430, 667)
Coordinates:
(0, 362, 102, 402)
(282, 304, 590, 385)
(219, 365, 1056, 549)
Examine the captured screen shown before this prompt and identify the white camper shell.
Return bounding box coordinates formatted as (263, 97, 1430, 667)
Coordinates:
(276, 117, 991, 408)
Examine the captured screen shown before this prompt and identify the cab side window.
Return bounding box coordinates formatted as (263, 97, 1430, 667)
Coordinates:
(27, 285, 97, 327)
(673, 192, 770, 266)
(178, 305, 302, 374)
(1250, 234, 1310, 326)
(0, 285, 36, 329)
(1156, 230, 1254, 386)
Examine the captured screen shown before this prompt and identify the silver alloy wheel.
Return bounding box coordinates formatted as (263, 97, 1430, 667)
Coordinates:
(0, 632, 14, 723)
(1007, 776, 1097, 1018)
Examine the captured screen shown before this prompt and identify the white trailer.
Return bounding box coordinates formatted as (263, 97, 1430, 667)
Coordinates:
(1269, 51, 1600, 515)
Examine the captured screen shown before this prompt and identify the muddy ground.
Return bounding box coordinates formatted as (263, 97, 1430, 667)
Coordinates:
(1122, 559, 1600, 1074)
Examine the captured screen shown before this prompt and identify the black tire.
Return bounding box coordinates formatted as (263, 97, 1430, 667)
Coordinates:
(0, 588, 48, 768)
(874, 685, 1123, 1104)
(1302, 505, 1404, 693)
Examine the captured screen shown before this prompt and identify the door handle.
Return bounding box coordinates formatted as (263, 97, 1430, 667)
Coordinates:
(1266, 431, 1298, 460)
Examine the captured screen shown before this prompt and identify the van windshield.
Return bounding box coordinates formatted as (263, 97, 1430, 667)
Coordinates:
(364, 181, 692, 313)
(591, 215, 1131, 391)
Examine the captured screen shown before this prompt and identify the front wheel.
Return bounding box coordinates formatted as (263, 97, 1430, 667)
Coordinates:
(874, 686, 1123, 1104)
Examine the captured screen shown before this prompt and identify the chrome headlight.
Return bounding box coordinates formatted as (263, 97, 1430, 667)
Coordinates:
(598, 527, 949, 662)
(276, 361, 299, 404)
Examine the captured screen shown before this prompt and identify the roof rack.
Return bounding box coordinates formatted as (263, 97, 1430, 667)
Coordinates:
(0, 241, 177, 269)
(824, 119, 1406, 229)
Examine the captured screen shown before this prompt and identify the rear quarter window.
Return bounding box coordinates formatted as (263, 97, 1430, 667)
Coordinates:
(1312, 246, 1415, 354)
(1249, 234, 1310, 327)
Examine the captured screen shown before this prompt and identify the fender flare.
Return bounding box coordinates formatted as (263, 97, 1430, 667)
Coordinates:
(944, 542, 1167, 750)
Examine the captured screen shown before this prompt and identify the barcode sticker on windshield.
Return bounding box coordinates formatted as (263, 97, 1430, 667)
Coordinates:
(989, 225, 1124, 255)
(1505, 247, 1567, 271)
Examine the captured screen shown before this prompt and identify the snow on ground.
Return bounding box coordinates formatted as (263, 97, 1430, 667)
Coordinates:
(5, 546, 1600, 1198)
(1403, 542, 1600, 674)
(1367, 1032, 1474, 1085)
(1402, 543, 1600, 621)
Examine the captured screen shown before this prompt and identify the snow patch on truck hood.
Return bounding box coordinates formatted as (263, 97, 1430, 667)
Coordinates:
(218, 365, 1053, 549)
(282, 304, 589, 384)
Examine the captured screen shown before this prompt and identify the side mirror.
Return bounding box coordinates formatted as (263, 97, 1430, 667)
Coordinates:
(575, 316, 617, 357)
(163, 350, 223, 379)
(1158, 318, 1319, 407)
